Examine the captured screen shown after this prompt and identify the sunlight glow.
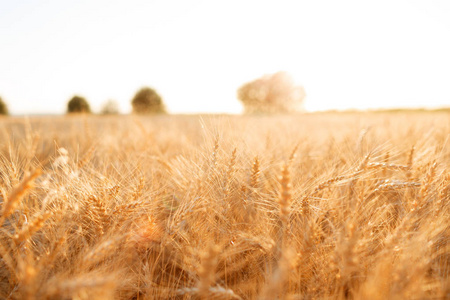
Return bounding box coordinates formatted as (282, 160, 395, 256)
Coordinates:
(0, 0, 449, 114)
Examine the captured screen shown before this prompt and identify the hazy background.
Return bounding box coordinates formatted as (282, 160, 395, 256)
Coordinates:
(1, 0, 449, 115)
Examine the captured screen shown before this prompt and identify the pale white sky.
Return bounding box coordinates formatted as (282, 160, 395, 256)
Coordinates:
(1, 0, 449, 114)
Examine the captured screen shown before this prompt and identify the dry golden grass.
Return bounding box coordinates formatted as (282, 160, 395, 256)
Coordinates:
(0, 113, 449, 299)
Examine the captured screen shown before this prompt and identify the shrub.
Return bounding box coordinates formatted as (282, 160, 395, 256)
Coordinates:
(67, 96, 91, 114)
(0, 96, 8, 115)
(101, 100, 120, 115)
(237, 71, 306, 113)
(131, 87, 166, 114)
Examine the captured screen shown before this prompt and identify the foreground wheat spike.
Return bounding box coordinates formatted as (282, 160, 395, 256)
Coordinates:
(44, 274, 117, 299)
(374, 180, 421, 192)
(226, 148, 237, 180)
(176, 286, 242, 299)
(358, 153, 371, 172)
(250, 156, 260, 189)
(1, 169, 42, 222)
(132, 176, 145, 200)
(311, 175, 347, 195)
(0, 241, 17, 280)
(288, 144, 299, 163)
(406, 146, 415, 179)
(278, 164, 292, 226)
(367, 162, 409, 171)
(437, 173, 450, 213)
(419, 162, 437, 202)
(87, 194, 109, 235)
(382, 151, 390, 177)
(13, 212, 51, 244)
(224, 148, 237, 197)
(77, 146, 95, 169)
(211, 136, 220, 168)
(83, 236, 123, 265)
(277, 163, 292, 252)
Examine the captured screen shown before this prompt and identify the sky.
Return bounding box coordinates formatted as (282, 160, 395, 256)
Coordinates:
(1, 0, 450, 115)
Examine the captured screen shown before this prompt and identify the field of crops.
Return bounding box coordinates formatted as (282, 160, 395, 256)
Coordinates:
(0, 113, 449, 299)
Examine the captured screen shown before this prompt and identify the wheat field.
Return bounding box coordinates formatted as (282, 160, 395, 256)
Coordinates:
(0, 113, 449, 299)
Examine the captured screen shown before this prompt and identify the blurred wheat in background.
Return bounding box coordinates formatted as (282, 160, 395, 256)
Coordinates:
(0, 113, 448, 299)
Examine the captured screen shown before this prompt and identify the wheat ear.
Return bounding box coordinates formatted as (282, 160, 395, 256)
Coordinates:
(1, 169, 42, 224)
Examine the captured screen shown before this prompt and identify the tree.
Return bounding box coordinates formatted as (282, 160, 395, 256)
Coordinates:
(0, 96, 8, 115)
(237, 71, 306, 114)
(67, 96, 91, 114)
(131, 87, 166, 114)
(101, 100, 120, 115)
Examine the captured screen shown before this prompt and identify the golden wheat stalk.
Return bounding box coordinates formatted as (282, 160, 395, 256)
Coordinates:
(176, 285, 242, 299)
(197, 244, 220, 298)
(13, 212, 51, 244)
(250, 156, 260, 189)
(278, 163, 292, 228)
(1, 169, 42, 223)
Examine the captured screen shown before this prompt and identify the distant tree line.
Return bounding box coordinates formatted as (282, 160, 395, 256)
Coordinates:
(66, 87, 166, 115)
(1, 72, 306, 116)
